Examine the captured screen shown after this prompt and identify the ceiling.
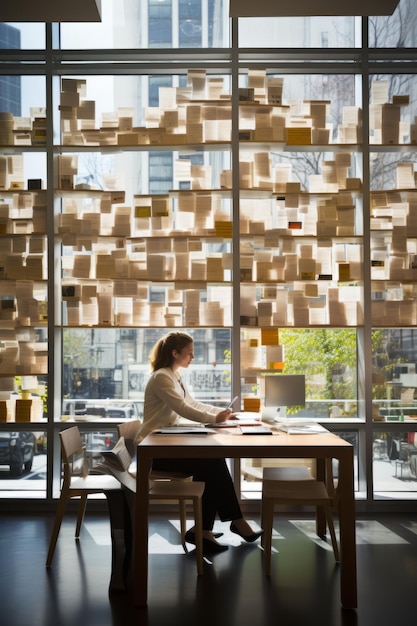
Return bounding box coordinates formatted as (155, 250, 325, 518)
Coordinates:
(229, 0, 401, 17)
(0, 0, 402, 23)
(0, 0, 399, 22)
(0, 0, 102, 22)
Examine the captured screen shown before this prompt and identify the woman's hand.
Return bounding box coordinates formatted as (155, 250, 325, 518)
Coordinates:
(215, 409, 238, 423)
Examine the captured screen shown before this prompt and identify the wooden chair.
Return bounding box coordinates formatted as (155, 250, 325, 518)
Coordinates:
(117, 420, 193, 548)
(99, 435, 205, 575)
(46, 425, 121, 567)
(261, 463, 339, 576)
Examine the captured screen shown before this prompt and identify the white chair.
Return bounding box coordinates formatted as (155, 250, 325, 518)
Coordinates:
(46, 425, 121, 567)
(261, 463, 339, 576)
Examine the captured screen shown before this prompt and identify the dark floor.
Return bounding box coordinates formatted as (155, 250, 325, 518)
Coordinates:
(1, 507, 417, 626)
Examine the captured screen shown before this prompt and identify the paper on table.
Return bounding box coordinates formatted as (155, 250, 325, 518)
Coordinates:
(234, 411, 262, 421)
(155, 426, 214, 434)
(274, 419, 328, 434)
(240, 425, 272, 435)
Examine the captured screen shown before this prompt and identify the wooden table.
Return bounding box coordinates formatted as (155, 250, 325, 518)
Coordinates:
(134, 429, 357, 609)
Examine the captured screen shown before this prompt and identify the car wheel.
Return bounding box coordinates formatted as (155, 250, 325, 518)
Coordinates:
(10, 459, 23, 476)
(24, 457, 33, 472)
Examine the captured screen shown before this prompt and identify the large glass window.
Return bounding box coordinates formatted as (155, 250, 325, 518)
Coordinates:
(4, 0, 417, 505)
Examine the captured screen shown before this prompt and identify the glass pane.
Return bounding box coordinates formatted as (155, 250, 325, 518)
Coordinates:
(55, 73, 231, 146)
(80, 429, 119, 471)
(238, 72, 359, 141)
(369, 0, 417, 48)
(60, 0, 229, 49)
(0, 23, 45, 50)
(61, 328, 232, 422)
(241, 328, 358, 419)
(238, 16, 358, 48)
(179, 0, 202, 48)
(149, 0, 172, 48)
(373, 431, 417, 495)
(0, 76, 46, 146)
(0, 430, 46, 495)
(372, 329, 417, 419)
(369, 74, 416, 146)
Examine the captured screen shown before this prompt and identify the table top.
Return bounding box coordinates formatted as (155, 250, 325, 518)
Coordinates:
(137, 429, 353, 460)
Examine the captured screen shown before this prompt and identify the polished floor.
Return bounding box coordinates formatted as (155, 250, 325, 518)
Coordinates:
(1, 507, 417, 626)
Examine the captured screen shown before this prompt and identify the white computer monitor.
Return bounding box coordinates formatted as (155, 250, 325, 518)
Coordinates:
(262, 374, 306, 421)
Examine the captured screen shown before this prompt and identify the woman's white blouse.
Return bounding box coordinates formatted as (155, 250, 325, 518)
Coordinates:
(134, 367, 220, 443)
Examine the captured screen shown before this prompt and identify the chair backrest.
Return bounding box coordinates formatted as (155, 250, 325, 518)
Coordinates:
(117, 420, 142, 457)
(98, 436, 137, 493)
(59, 426, 88, 479)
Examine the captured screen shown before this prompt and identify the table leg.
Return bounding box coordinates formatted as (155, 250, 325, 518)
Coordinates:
(133, 452, 151, 606)
(105, 489, 128, 593)
(338, 449, 357, 609)
(105, 488, 135, 594)
(315, 457, 326, 537)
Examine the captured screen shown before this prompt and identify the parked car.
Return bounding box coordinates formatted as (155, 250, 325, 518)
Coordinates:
(61, 400, 142, 469)
(62, 399, 141, 420)
(0, 432, 36, 476)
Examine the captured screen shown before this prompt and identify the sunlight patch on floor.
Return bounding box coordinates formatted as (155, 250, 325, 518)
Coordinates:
(291, 519, 409, 546)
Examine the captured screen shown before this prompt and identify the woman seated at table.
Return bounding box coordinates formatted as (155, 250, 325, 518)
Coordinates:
(135, 331, 263, 554)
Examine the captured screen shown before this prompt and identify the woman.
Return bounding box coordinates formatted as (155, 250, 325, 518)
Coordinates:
(135, 331, 263, 554)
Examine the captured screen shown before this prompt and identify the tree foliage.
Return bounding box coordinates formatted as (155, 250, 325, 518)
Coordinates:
(279, 328, 357, 401)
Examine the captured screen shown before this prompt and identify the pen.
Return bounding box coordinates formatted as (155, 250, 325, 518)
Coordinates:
(226, 396, 239, 410)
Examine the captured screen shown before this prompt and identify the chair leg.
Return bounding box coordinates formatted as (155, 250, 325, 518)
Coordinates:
(323, 504, 339, 562)
(46, 493, 69, 567)
(260, 493, 266, 548)
(75, 494, 88, 538)
(179, 499, 187, 548)
(263, 498, 274, 577)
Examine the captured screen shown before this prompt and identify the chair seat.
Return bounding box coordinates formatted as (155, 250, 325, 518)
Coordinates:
(109, 467, 204, 501)
(263, 479, 333, 504)
(70, 474, 121, 492)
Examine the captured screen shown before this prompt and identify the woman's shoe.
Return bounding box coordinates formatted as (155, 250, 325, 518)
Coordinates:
(184, 530, 229, 554)
(230, 521, 263, 543)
